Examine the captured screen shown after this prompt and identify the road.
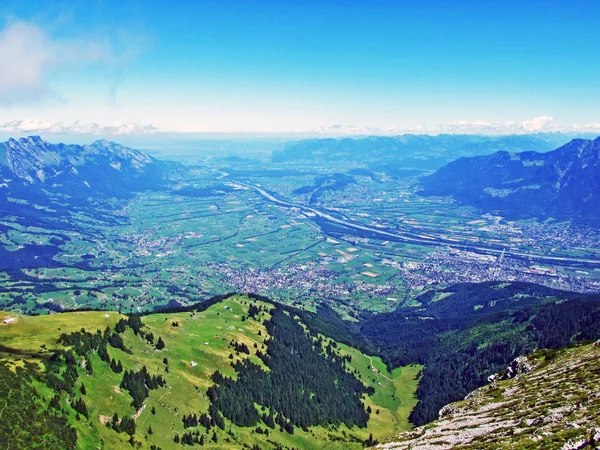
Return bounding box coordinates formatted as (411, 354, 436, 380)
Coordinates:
(367, 355, 393, 382)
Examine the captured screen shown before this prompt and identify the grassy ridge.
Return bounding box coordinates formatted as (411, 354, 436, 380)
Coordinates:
(0, 295, 420, 449)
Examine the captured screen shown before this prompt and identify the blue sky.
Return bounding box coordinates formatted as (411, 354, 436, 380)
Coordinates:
(0, 0, 599, 138)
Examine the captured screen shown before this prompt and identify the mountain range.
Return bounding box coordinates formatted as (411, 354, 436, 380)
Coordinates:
(272, 134, 571, 171)
(419, 137, 600, 224)
(0, 136, 166, 199)
(0, 133, 599, 448)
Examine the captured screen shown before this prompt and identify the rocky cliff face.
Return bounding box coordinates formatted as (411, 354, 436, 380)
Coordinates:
(0, 136, 164, 198)
(374, 343, 600, 449)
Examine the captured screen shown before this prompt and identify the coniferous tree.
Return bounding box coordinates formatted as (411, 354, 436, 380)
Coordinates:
(127, 316, 143, 335)
(115, 319, 127, 333)
(207, 307, 371, 429)
(74, 397, 88, 419)
(200, 413, 211, 429)
(97, 342, 110, 363)
(120, 366, 165, 409)
(209, 404, 225, 429)
(49, 394, 61, 410)
(108, 333, 125, 350)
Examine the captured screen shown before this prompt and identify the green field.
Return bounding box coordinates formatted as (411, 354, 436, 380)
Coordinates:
(0, 295, 421, 449)
(336, 343, 421, 436)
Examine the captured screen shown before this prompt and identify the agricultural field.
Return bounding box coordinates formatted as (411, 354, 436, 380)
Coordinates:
(1, 162, 600, 316)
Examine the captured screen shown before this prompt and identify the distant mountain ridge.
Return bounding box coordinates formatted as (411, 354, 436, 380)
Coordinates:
(0, 136, 165, 198)
(272, 134, 568, 171)
(419, 137, 600, 224)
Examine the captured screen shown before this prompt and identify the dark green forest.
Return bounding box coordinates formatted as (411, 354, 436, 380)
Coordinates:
(358, 282, 600, 424)
(0, 361, 78, 450)
(205, 285, 600, 426)
(207, 307, 373, 430)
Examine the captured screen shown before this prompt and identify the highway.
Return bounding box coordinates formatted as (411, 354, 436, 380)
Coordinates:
(228, 180, 600, 268)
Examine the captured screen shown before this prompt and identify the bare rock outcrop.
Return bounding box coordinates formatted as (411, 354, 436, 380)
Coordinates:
(502, 355, 533, 379)
(374, 342, 600, 450)
(438, 404, 455, 419)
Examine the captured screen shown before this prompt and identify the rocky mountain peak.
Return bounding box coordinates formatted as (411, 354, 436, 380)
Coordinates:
(23, 135, 48, 145)
(0, 136, 164, 196)
(554, 136, 600, 160)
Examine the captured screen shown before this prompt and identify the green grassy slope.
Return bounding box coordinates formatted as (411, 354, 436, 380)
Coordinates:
(0, 295, 420, 449)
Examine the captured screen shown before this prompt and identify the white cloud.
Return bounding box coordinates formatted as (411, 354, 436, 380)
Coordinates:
(0, 119, 158, 136)
(432, 116, 560, 134)
(312, 116, 591, 136)
(520, 116, 555, 132)
(432, 117, 600, 134)
(3, 117, 598, 139)
(572, 122, 600, 131)
(0, 20, 142, 106)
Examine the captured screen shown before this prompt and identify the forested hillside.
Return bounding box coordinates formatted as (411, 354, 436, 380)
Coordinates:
(3, 283, 600, 449)
(358, 282, 600, 425)
(0, 294, 420, 449)
(242, 284, 600, 428)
